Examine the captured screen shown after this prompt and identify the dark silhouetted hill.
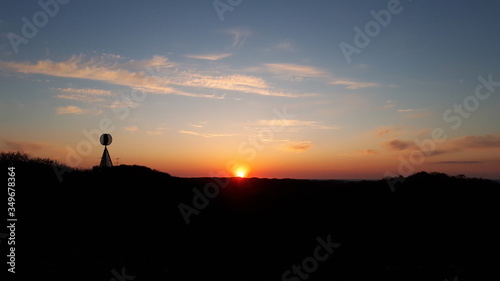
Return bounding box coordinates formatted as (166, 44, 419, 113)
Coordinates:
(2, 152, 499, 281)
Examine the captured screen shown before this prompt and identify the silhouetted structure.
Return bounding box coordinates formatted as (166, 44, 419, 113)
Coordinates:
(99, 133, 113, 168)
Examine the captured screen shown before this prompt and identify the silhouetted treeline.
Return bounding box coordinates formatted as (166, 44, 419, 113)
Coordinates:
(2, 151, 499, 281)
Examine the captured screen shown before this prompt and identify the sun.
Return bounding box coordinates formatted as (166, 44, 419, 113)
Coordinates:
(236, 170, 246, 178)
(233, 165, 250, 178)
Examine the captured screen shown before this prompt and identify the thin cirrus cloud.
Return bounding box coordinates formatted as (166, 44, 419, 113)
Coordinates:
(225, 28, 252, 47)
(106, 99, 140, 109)
(0, 55, 219, 99)
(278, 141, 313, 153)
(55, 105, 100, 115)
(384, 139, 451, 157)
(384, 139, 451, 156)
(171, 72, 313, 98)
(189, 121, 208, 128)
(433, 161, 482, 164)
(178, 130, 239, 138)
(355, 149, 379, 156)
(256, 119, 340, 130)
(381, 100, 395, 109)
(0, 55, 180, 94)
(55, 94, 105, 103)
(372, 126, 403, 138)
(123, 126, 138, 132)
(54, 87, 113, 103)
(184, 53, 232, 60)
(1, 139, 47, 151)
(175, 73, 268, 90)
(404, 112, 432, 119)
(329, 80, 380, 90)
(0, 55, 314, 98)
(396, 108, 432, 119)
(386, 139, 413, 151)
(454, 134, 500, 149)
(263, 63, 329, 78)
(272, 40, 297, 52)
(385, 134, 500, 156)
(146, 126, 169, 136)
(57, 88, 113, 96)
(55, 105, 84, 115)
(248, 63, 329, 81)
(248, 63, 381, 89)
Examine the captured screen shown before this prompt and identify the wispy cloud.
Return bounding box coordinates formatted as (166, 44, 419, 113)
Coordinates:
(256, 119, 340, 130)
(356, 149, 378, 156)
(1, 139, 47, 151)
(272, 40, 297, 52)
(189, 121, 208, 128)
(225, 28, 252, 47)
(454, 134, 500, 149)
(372, 126, 403, 138)
(384, 134, 500, 156)
(0, 55, 217, 99)
(0, 55, 177, 93)
(396, 108, 431, 118)
(385, 139, 451, 156)
(54, 105, 100, 115)
(177, 73, 269, 89)
(106, 99, 140, 109)
(178, 130, 238, 138)
(57, 88, 113, 96)
(54, 87, 113, 103)
(172, 73, 313, 97)
(433, 161, 482, 164)
(146, 126, 168, 135)
(344, 149, 379, 157)
(258, 119, 315, 127)
(184, 53, 232, 60)
(404, 111, 432, 119)
(278, 141, 312, 153)
(255, 63, 329, 80)
(123, 126, 138, 132)
(329, 79, 380, 90)
(55, 94, 105, 103)
(1, 54, 319, 99)
(381, 100, 395, 109)
(55, 105, 84, 115)
(386, 139, 413, 151)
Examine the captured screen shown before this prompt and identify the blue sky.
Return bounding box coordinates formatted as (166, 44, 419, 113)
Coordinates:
(1, 0, 499, 179)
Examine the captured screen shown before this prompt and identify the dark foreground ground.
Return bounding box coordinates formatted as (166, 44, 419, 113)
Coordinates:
(2, 153, 500, 281)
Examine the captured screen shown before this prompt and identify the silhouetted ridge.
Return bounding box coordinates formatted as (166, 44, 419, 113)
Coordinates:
(3, 151, 500, 280)
(108, 164, 171, 177)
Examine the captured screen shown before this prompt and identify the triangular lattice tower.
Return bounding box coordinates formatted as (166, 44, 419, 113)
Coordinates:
(100, 146, 113, 168)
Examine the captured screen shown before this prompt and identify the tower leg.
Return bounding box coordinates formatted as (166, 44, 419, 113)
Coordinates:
(100, 146, 113, 168)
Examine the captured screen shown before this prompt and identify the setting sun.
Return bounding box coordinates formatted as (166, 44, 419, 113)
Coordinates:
(236, 170, 246, 178)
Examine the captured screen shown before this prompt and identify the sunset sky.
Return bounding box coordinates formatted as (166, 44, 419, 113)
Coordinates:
(1, 0, 499, 179)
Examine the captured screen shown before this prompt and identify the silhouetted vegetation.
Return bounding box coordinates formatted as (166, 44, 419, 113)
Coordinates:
(1, 151, 72, 171)
(5, 152, 500, 281)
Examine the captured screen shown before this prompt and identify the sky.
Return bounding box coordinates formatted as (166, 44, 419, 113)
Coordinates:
(0, 0, 499, 179)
